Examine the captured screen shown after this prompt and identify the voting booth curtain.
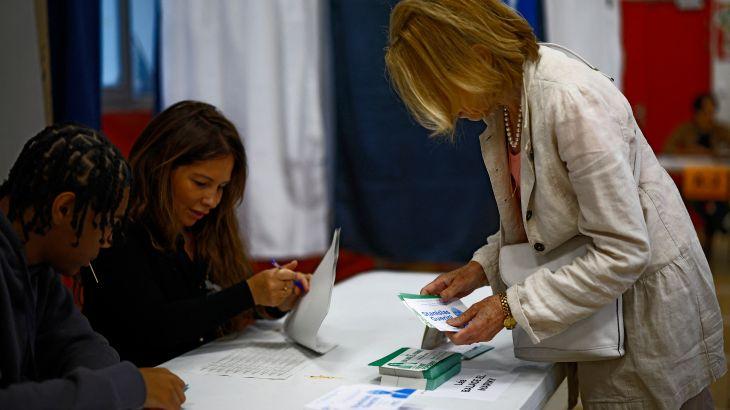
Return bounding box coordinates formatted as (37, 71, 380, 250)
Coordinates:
(507, 0, 545, 40)
(330, 0, 499, 263)
(160, 0, 332, 259)
(47, 0, 101, 129)
(328, 0, 623, 262)
(41, 0, 624, 264)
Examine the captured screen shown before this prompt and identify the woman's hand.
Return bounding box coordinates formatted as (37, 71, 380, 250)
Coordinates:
(445, 295, 505, 345)
(420, 261, 488, 300)
(276, 273, 312, 312)
(247, 261, 309, 307)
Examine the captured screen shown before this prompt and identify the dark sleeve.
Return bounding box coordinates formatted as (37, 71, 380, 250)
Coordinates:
(255, 306, 287, 320)
(0, 272, 146, 410)
(35, 271, 120, 375)
(86, 237, 255, 348)
(0, 361, 144, 410)
(145, 280, 255, 343)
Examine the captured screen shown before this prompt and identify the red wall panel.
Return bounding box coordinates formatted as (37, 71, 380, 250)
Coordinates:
(622, 1, 712, 151)
(101, 110, 153, 157)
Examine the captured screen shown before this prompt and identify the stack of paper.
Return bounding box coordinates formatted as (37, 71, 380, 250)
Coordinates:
(369, 347, 462, 390)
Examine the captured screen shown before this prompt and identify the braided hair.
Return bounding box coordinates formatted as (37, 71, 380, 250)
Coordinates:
(0, 123, 132, 245)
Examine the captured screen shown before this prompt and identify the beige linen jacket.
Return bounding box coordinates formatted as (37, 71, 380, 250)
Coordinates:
(471, 46, 726, 408)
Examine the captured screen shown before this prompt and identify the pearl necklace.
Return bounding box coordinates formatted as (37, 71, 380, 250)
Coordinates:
(503, 102, 523, 155)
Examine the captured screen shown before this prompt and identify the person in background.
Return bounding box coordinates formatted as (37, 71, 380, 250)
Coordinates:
(83, 100, 311, 367)
(0, 124, 185, 409)
(664, 93, 730, 156)
(664, 93, 730, 257)
(385, 0, 725, 408)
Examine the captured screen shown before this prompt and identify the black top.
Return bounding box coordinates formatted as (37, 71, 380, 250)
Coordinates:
(0, 210, 145, 409)
(82, 221, 256, 367)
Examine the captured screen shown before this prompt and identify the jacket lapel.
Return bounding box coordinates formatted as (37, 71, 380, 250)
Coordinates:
(519, 59, 538, 224)
(479, 113, 524, 244)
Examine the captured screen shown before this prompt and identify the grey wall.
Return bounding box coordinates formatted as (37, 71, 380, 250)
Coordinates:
(0, 0, 46, 180)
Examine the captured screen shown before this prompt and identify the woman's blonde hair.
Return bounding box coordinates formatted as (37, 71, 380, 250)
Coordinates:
(385, 0, 539, 137)
(129, 100, 251, 288)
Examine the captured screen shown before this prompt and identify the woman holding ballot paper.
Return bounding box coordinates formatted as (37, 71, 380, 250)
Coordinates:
(385, 0, 725, 408)
(82, 101, 311, 367)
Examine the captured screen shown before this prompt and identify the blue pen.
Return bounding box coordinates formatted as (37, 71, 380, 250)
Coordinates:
(271, 259, 305, 292)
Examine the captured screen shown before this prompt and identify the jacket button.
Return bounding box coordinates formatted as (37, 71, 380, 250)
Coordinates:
(534, 242, 545, 252)
(526, 210, 533, 221)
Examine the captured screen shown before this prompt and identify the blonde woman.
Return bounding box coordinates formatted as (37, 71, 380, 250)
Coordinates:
(385, 0, 725, 408)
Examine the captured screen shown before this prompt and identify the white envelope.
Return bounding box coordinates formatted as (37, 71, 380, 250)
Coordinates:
(284, 228, 340, 354)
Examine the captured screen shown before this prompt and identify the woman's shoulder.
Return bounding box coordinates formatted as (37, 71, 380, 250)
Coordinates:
(528, 46, 630, 120)
(529, 46, 614, 95)
(97, 220, 160, 265)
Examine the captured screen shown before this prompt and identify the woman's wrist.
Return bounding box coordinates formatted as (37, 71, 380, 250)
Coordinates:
(246, 277, 263, 305)
(467, 260, 489, 286)
(497, 292, 517, 330)
(253, 305, 286, 320)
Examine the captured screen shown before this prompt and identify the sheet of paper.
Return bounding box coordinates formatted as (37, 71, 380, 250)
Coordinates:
(305, 384, 418, 410)
(422, 367, 519, 401)
(284, 229, 340, 353)
(421, 327, 493, 359)
(439, 343, 494, 360)
(420, 326, 446, 350)
(196, 342, 309, 380)
(399, 294, 468, 332)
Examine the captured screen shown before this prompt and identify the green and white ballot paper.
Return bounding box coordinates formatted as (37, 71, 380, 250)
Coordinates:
(398, 293, 468, 332)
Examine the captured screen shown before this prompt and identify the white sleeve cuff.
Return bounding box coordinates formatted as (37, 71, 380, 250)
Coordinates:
(506, 285, 540, 344)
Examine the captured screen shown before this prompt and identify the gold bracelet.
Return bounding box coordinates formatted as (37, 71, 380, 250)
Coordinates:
(498, 292, 517, 330)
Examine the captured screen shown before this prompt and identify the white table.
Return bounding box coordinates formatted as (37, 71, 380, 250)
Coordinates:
(162, 270, 564, 409)
(657, 154, 730, 173)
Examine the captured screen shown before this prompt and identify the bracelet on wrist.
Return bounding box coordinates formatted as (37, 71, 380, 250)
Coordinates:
(498, 292, 517, 330)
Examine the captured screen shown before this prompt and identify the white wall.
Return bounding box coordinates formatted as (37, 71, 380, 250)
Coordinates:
(544, 0, 624, 90)
(0, 0, 47, 180)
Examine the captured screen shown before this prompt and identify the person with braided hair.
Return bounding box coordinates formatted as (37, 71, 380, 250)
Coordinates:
(82, 100, 311, 367)
(0, 124, 186, 409)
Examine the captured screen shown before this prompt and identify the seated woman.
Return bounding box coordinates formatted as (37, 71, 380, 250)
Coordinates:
(83, 100, 310, 367)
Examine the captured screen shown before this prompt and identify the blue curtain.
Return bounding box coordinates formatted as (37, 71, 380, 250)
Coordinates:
(331, 0, 499, 263)
(47, 0, 101, 129)
(509, 0, 545, 40)
(153, 0, 162, 114)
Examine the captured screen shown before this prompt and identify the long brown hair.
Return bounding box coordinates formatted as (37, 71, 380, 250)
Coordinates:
(129, 100, 250, 287)
(385, 0, 539, 137)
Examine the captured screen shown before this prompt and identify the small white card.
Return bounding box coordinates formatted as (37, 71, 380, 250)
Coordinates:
(398, 294, 467, 332)
(422, 367, 519, 401)
(305, 384, 418, 410)
(440, 343, 494, 360)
